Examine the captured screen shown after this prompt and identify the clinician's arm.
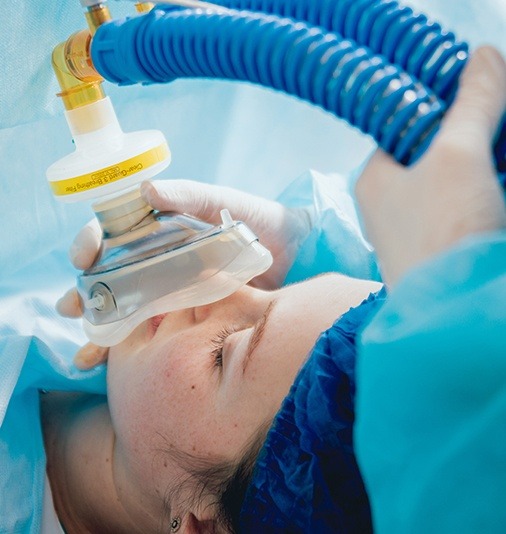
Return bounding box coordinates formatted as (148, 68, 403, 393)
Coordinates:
(354, 47, 506, 533)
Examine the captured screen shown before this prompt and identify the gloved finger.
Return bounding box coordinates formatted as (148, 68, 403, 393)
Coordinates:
(56, 288, 83, 318)
(437, 46, 506, 149)
(141, 179, 287, 230)
(69, 218, 102, 270)
(73, 342, 109, 370)
(141, 179, 233, 223)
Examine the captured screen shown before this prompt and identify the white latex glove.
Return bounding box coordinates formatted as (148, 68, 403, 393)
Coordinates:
(57, 180, 311, 369)
(355, 46, 506, 287)
(141, 180, 311, 289)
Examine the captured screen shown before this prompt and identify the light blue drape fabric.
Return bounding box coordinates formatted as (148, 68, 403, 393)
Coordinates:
(0, 252, 106, 533)
(355, 232, 506, 533)
(280, 169, 381, 284)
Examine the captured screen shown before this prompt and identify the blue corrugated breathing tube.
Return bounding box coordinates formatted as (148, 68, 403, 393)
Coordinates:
(90, 0, 505, 171)
(208, 0, 468, 103)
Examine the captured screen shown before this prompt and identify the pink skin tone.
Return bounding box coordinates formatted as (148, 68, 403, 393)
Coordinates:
(106, 273, 381, 530)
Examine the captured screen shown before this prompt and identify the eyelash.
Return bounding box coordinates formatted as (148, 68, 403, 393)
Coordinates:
(210, 326, 236, 368)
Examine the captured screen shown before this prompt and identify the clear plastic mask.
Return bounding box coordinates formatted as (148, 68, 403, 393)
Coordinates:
(78, 206, 273, 346)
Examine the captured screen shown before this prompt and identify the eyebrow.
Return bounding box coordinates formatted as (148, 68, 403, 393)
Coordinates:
(242, 299, 277, 373)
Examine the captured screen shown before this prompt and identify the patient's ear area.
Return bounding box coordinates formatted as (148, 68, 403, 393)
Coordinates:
(171, 496, 221, 534)
(182, 512, 218, 533)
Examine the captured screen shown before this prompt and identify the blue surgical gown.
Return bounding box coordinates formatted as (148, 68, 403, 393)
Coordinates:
(355, 232, 506, 532)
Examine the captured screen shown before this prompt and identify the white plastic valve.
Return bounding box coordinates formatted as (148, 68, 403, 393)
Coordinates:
(220, 209, 234, 228)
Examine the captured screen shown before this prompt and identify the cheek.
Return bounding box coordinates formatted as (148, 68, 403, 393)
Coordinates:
(107, 339, 215, 456)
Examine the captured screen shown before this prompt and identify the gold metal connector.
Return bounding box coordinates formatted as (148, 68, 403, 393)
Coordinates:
(52, 30, 104, 110)
(85, 3, 113, 35)
(51, 2, 113, 110)
(135, 2, 155, 13)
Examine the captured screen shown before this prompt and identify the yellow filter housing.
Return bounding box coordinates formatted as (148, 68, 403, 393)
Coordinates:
(46, 97, 171, 203)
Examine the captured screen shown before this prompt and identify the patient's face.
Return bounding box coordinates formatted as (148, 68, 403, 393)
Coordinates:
(107, 273, 377, 523)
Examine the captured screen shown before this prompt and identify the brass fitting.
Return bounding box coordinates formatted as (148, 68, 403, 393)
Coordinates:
(52, 2, 112, 110)
(52, 30, 104, 110)
(85, 3, 113, 35)
(135, 2, 155, 13)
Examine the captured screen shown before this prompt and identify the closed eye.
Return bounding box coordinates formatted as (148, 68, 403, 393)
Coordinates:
(209, 298, 277, 373)
(210, 326, 238, 368)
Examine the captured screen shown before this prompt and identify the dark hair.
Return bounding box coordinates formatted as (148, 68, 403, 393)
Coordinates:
(162, 421, 271, 533)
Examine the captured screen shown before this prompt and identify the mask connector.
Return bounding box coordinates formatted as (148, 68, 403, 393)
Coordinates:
(135, 2, 155, 13)
(82, 2, 113, 35)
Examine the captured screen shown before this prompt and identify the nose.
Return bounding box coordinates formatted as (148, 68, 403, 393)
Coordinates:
(193, 304, 212, 322)
(193, 296, 241, 322)
(169, 307, 197, 326)
(193, 286, 267, 323)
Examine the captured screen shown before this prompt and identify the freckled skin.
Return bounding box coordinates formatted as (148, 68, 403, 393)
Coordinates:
(106, 274, 381, 526)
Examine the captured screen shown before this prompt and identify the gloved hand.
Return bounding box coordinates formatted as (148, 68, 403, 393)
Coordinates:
(355, 46, 506, 287)
(57, 180, 312, 369)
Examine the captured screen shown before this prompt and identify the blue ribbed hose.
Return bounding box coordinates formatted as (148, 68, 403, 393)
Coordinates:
(92, 8, 445, 165)
(176, 0, 469, 104)
(208, 0, 506, 172)
(164, 0, 505, 173)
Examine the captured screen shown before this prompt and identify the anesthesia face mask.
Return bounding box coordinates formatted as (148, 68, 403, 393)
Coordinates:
(78, 193, 272, 346)
(47, 97, 272, 346)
